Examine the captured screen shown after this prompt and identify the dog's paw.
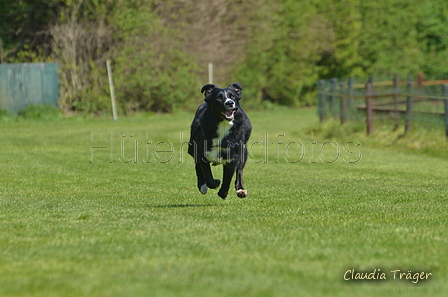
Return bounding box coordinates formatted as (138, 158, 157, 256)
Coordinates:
(199, 184, 208, 194)
(207, 179, 220, 189)
(236, 189, 248, 198)
(218, 189, 228, 200)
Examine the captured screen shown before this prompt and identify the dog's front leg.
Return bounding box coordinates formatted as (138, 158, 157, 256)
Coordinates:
(195, 163, 208, 194)
(218, 163, 236, 199)
(198, 158, 220, 189)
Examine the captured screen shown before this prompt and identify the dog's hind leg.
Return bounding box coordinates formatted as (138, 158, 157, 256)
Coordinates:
(234, 147, 248, 198)
(235, 168, 247, 198)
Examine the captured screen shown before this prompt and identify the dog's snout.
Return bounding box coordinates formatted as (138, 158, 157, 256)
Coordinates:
(225, 99, 235, 108)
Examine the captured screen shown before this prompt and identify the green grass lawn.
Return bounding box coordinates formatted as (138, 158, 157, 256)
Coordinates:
(1, 108, 447, 296)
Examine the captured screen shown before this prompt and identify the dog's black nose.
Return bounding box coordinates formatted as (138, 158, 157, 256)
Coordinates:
(225, 99, 235, 108)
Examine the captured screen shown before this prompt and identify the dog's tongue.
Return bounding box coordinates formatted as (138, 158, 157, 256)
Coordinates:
(224, 110, 235, 118)
(225, 110, 233, 117)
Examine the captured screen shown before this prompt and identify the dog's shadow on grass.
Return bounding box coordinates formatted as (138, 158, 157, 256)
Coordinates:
(152, 203, 219, 208)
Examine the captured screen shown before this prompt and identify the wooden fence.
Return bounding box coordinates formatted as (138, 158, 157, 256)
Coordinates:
(317, 74, 448, 139)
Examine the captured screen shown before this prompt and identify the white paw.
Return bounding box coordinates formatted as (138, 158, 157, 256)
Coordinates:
(200, 184, 208, 194)
(236, 189, 248, 198)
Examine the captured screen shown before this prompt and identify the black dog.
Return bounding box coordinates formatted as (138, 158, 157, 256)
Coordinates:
(188, 82, 252, 199)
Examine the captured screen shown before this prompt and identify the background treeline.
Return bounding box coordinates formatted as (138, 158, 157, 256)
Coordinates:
(1, 0, 448, 113)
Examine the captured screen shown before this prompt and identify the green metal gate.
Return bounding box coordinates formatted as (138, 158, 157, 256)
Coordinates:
(0, 62, 59, 113)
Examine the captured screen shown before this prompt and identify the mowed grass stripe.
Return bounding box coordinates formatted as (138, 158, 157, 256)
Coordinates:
(1, 108, 447, 297)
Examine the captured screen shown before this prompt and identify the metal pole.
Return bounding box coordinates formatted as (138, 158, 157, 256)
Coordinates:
(405, 79, 413, 134)
(208, 63, 213, 84)
(340, 82, 347, 125)
(330, 78, 337, 117)
(443, 84, 448, 141)
(318, 80, 326, 122)
(366, 82, 373, 135)
(393, 74, 400, 130)
(106, 60, 118, 122)
(348, 77, 354, 110)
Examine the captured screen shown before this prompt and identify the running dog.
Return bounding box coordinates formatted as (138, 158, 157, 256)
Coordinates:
(188, 82, 252, 199)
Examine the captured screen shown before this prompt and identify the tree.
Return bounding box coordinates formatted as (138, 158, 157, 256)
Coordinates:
(235, 0, 330, 106)
(4, 0, 448, 112)
(0, 0, 62, 60)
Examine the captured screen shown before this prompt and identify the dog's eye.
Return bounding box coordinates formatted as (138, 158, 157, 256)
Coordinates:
(230, 94, 235, 99)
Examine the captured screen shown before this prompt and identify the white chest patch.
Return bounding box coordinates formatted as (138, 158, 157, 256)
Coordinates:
(207, 120, 233, 163)
(217, 120, 233, 139)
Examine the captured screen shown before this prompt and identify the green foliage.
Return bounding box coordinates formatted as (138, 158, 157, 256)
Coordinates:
(4, 0, 448, 112)
(353, 0, 448, 77)
(0, 109, 14, 121)
(357, 0, 422, 75)
(0, 0, 62, 58)
(111, 2, 200, 113)
(311, 118, 448, 157)
(415, 1, 448, 76)
(315, 0, 364, 78)
(18, 104, 61, 120)
(236, 1, 320, 107)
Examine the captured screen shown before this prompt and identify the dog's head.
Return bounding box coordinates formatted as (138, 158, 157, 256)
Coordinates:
(201, 82, 243, 121)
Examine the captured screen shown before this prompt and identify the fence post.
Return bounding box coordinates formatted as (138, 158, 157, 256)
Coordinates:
(318, 80, 326, 122)
(330, 78, 338, 117)
(393, 74, 400, 130)
(340, 82, 347, 124)
(417, 73, 424, 90)
(443, 84, 448, 140)
(365, 82, 373, 135)
(405, 77, 413, 134)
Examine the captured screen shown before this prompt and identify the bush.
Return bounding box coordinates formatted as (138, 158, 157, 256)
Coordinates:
(0, 109, 14, 118)
(18, 105, 61, 120)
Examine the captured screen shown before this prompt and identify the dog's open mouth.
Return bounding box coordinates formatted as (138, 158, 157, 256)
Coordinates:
(222, 109, 237, 120)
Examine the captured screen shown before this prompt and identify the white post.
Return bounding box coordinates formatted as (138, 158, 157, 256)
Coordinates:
(208, 62, 213, 84)
(106, 60, 118, 121)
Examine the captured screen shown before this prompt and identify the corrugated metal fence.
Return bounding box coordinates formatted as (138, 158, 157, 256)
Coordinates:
(0, 63, 59, 113)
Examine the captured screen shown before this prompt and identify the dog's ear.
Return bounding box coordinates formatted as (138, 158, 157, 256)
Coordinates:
(201, 84, 216, 100)
(228, 82, 243, 99)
